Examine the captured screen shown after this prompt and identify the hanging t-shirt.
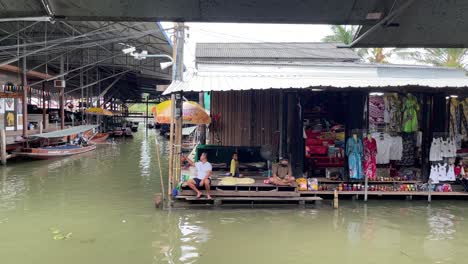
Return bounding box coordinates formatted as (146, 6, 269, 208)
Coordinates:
(372, 132, 392, 164)
(389, 136, 403, 161)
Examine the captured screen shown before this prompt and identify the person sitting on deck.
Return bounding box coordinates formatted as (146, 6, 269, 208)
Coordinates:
(181, 152, 213, 199)
(268, 156, 295, 186)
(230, 152, 243, 178)
(455, 157, 468, 192)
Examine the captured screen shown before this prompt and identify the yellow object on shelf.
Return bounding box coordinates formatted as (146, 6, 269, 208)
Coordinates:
(218, 177, 255, 185)
(296, 178, 308, 191)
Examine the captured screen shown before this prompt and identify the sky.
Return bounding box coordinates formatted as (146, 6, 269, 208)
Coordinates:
(161, 22, 414, 68)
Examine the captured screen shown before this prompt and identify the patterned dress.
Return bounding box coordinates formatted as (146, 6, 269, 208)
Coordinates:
(385, 94, 402, 132)
(346, 137, 363, 180)
(363, 137, 377, 180)
(402, 95, 420, 133)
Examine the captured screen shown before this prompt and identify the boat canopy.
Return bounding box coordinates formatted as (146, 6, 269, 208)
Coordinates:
(30, 125, 98, 138)
(182, 126, 197, 136)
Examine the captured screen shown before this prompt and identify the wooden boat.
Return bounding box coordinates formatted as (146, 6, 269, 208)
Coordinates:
(131, 122, 139, 132)
(123, 127, 133, 137)
(112, 127, 124, 137)
(14, 144, 96, 160)
(90, 132, 110, 143)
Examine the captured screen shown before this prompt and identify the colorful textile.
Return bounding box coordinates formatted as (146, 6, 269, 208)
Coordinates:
(363, 137, 377, 180)
(402, 95, 419, 133)
(346, 137, 363, 179)
(397, 133, 416, 166)
(369, 96, 385, 131)
(385, 94, 402, 132)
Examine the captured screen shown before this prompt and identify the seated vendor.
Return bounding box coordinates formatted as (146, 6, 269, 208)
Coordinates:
(268, 156, 295, 186)
(181, 152, 213, 199)
(455, 157, 468, 192)
(230, 152, 243, 178)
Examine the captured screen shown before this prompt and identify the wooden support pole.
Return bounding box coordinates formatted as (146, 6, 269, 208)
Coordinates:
(42, 82, 46, 129)
(21, 43, 28, 137)
(167, 94, 176, 207)
(0, 129, 6, 165)
(60, 55, 65, 129)
(199, 92, 206, 144)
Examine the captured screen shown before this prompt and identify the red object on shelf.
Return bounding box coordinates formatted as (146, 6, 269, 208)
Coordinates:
(308, 146, 328, 155)
(306, 138, 323, 146)
(305, 130, 321, 139)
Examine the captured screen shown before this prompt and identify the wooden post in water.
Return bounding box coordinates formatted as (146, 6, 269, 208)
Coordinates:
(0, 129, 6, 165)
(333, 190, 339, 209)
(364, 174, 368, 202)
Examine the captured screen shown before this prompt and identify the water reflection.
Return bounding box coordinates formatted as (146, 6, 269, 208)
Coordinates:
(177, 214, 210, 263)
(140, 132, 151, 179)
(426, 207, 455, 241)
(0, 167, 27, 212)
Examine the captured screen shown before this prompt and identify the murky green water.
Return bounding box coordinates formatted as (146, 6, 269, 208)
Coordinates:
(1, 129, 468, 264)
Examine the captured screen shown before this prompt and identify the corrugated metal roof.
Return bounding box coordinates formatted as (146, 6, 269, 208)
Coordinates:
(163, 62, 468, 95)
(196, 42, 360, 62)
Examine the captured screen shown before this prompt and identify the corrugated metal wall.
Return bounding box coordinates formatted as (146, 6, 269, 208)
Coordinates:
(210, 90, 281, 153)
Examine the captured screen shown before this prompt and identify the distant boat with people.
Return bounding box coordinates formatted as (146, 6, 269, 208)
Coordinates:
(14, 125, 98, 160)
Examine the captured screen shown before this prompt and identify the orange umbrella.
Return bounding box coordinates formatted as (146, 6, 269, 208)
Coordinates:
(85, 107, 113, 116)
(152, 100, 211, 125)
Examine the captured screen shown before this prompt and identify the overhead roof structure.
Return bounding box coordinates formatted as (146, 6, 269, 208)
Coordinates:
(0, 20, 173, 102)
(164, 63, 468, 95)
(196, 43, 360, 64)
(164, 42, 468, 95)
(1, 0, 467, 47)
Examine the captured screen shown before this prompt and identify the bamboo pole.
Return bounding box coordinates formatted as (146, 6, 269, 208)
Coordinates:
(0, 129, 6, 165)
(167, 94, 175, 207)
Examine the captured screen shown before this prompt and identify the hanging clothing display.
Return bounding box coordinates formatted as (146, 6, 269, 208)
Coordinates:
(429, 138, 443, 162)
(372, 132, 403, 164)
(385, 94, 402, 132)
(447, 164, 456, 181)
(363, 137, 377, 180)
(346, 137, 363, 180)
(397, 133, 416, 166)
(449, 98, 460, 138)
(460, 99, 468, 136)
(369, 96, 385, 131)
(430, 165, 439, 184)
(372, 132, 391, 164)
(402, 94, 420, 133)
(438, 163, 448, 181)
(389, 136, 403, 161)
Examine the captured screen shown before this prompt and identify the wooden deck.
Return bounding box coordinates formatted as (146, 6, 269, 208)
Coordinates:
(173, 172, 468, 207)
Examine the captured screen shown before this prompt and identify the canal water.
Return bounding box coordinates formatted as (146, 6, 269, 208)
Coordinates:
(1, 129, 468, 264)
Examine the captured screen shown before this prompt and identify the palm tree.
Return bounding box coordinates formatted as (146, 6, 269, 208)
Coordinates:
(398, 48, 468, 69)
(322, 25, 358, 45)
(366, 48, 393, 63)
(322, 26, 392, 63)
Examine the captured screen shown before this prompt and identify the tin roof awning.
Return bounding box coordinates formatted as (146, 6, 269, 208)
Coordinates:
(163, 63, 468, 95)
(30, 125, 97, 138)
(182, 126, 197, 136)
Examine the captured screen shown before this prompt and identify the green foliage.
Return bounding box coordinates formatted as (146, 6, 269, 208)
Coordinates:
(398, 48, 468, 69)
(128, 103, 158, 113)
(322, 25, 393, 63)
(322, 25, 358, 45)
